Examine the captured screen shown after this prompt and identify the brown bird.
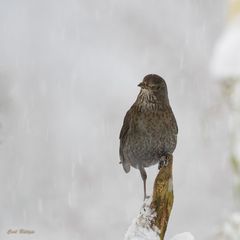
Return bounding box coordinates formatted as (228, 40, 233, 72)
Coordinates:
(119, 74, 178, 200)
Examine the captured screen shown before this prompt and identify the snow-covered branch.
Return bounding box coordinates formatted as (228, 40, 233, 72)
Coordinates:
(124, 155, 194, 240)
(124, 196, 194, 240)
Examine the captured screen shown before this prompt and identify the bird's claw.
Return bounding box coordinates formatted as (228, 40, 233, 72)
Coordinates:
(144, 195, 150, 201)
(158, 155, 169, 169)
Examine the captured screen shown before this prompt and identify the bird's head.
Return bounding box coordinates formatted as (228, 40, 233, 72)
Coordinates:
(138, 74, 168, 96)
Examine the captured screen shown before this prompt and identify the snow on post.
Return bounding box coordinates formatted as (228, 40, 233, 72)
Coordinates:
(124, 155, 174, 240)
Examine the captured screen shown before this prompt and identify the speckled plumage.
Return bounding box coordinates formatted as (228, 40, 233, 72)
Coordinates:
(119, 74, 178, 199)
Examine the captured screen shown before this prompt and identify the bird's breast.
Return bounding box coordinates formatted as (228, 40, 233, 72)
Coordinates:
(128, 109, 176, 164)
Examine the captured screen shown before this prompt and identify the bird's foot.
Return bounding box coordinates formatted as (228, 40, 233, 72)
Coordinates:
(158, 154, 170, 169)
(143, 195, 150, 201)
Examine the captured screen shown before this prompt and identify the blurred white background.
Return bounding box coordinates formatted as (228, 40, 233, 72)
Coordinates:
(0, 0, 236, 239)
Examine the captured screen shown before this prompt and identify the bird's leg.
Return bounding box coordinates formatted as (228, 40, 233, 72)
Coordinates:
(158, 153, 172, 169)
(139, 167, 148, 200)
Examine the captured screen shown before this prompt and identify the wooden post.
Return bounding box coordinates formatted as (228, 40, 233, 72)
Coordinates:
(150, 155, 174, 240)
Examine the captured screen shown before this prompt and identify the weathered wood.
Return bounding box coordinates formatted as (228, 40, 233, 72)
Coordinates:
(150, 155, 174, 240)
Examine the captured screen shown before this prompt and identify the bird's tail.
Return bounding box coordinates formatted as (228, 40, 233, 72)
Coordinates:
(122, 162, 130, 173)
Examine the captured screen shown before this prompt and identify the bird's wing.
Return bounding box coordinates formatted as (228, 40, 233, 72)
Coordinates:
(119, 108, 133, 173)
(170, 107, 178, 135)
(119, 108, 132, 141)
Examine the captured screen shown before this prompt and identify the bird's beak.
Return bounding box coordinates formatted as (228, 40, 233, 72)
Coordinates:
(138, 82, 144, 88)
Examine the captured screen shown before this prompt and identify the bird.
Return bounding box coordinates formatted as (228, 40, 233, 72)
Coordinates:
(119, 74, 178, 200)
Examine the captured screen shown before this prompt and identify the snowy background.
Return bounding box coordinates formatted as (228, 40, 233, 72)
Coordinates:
(0, 0, 236, 239)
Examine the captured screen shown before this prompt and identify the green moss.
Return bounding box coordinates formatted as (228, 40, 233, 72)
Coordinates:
(230, 154, 240, 174)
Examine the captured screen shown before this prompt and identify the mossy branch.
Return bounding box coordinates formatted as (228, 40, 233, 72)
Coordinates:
(150, 155, 174, 240)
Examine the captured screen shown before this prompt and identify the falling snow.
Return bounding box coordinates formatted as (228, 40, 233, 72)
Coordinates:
(0, 0, 235, 240)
